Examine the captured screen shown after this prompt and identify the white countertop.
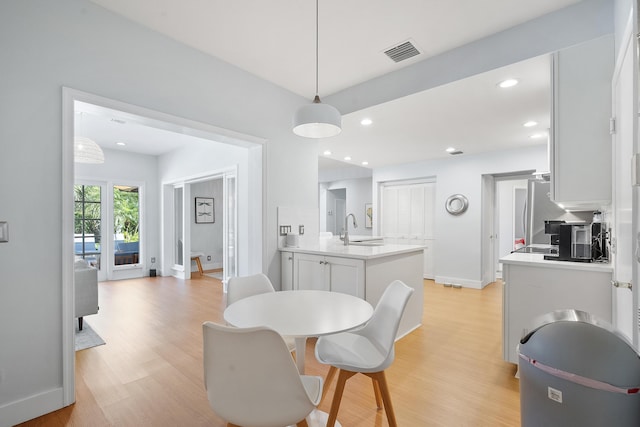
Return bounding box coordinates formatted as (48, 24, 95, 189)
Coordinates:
(500, 251, 613, 272)
(280, 239, 424, 260)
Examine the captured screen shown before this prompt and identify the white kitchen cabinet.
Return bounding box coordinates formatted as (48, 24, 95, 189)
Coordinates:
(501, 253, 612, 365)
(281, 251, 294, 291)
(550, 34, 613, 209)
(292, 252, 365, 298)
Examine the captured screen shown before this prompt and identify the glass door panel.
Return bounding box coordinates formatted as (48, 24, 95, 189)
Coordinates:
(74, 184, 102, 270)
(113, 185, 140, 266)
(223, 173, 237, 283)
(174, 186, 184, 266)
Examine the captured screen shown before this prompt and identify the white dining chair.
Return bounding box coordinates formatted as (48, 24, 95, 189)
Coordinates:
(314, 280, 414, 427)
(202, 322, 322, 427)
(226, 273, 296, 353)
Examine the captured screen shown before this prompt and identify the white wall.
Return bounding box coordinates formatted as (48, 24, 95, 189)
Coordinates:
(374, 145, 548, 288)
(0, 1, 317, 424)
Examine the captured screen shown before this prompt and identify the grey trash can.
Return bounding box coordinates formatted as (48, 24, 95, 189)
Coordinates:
(518, 309, 640, 427)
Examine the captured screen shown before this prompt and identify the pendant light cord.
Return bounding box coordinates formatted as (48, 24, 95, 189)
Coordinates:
(315, 0, 319, 97)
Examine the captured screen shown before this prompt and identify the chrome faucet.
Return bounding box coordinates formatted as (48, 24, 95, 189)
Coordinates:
(340, 213, 358, 246)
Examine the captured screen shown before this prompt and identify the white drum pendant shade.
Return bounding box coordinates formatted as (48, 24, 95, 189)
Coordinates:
(293, 95, 342, 138)
(74, 136, 105, 164)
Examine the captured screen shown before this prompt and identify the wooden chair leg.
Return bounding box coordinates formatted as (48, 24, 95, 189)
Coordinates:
(326, 369, 356, 427)
(321, 365, 338, 402)
(195, 257, 204, 275)
(372, 377, 383, 409)
(296, 419, 309, 427)
(367, 371, 397, 427)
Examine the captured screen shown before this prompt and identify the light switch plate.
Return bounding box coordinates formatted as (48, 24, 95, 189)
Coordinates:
(0, 222, 8, 242)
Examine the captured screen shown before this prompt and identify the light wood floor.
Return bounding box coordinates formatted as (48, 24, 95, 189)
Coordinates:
(19, 276, 520, 426)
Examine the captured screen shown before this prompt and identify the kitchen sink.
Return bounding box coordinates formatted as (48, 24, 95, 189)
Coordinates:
(348, 241, 385, 246)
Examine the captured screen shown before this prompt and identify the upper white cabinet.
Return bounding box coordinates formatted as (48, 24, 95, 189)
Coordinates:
(550, 34, 614, 209)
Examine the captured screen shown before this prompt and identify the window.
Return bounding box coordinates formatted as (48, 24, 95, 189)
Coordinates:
(113, 185, 140, 266)
(74, 184, 102, 268)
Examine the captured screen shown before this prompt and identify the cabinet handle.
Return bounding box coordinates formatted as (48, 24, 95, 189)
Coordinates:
(612, 281, 632, 290)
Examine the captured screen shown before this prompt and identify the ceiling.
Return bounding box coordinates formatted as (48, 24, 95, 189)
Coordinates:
(82, 0, 583, 169)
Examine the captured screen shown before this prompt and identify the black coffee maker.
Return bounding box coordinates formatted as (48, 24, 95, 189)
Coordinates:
(543, 214, 608, 263)
(557, 223, 592, 262)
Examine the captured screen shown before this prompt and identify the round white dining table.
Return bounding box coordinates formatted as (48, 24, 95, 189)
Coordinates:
(223, 290, 374, 374)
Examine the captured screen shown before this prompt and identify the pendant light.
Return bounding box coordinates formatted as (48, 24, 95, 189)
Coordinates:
(74, 112, 105, 164)
(293, 0, 342, 138)
(74, 136, 105, 164)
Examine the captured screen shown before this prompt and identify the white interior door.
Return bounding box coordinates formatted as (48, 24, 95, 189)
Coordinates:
(223, 171, 238, 285)
(611, 25, 635, 342)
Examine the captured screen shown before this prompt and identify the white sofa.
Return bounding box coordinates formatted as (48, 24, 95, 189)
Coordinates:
(74, 259, 99, 330)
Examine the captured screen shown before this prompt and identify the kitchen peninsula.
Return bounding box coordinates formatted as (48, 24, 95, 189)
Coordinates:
(281, 239, 424, 338)
(500, 251, 613, 365)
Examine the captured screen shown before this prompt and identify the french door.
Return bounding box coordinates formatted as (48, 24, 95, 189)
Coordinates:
(74, 180, 143, 281)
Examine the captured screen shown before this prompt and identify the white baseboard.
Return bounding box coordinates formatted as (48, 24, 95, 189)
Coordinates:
(0, 387, 66, 427)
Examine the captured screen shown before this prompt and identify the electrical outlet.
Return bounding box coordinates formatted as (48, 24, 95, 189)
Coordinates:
(150, 257, 156, 263)
(279, 225, 292, 236)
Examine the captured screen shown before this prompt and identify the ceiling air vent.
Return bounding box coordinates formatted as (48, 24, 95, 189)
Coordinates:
(384, 40, 421, 63)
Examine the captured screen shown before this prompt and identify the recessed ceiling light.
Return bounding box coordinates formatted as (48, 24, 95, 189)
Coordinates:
(360, 118, 372, 126)
(498, 78, 519, 88)
(523, 121, 537, 127)
(529, 133, 545, 139)
(344, 156, 351, 161)
(323, 150, 332, 156)
(116, 141, 126, 146)
(361, 161, 369, 166)
(445, 147, 456, 153)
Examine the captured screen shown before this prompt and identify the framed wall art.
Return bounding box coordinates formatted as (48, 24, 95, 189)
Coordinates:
(365, 203, 373, 228)
(195, 197, 214, 223)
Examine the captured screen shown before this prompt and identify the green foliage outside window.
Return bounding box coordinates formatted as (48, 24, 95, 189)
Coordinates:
(113, 186, 139, 243)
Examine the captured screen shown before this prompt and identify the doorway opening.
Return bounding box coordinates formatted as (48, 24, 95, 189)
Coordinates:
(61, 87, 264, 406)
(481, 171, 535, 286)
(165, 172, 237, 285)
(327, 189, 346, 235)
